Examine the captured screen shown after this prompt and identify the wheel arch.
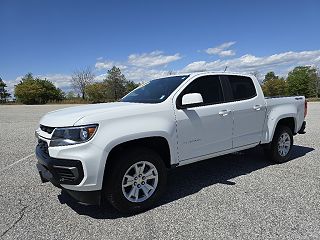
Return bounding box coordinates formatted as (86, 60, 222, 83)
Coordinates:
(275, 117, 295, 133)
(261, 103, 298, 144)
(101, 136, 173, 186)
(269, 116, 296, 142)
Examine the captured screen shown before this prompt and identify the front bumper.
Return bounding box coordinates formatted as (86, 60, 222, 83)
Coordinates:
(35, 140, 101, 205)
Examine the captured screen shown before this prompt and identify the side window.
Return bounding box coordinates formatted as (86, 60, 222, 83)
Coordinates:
(228, 75, 257, 101)
(179, 75, 224, 106)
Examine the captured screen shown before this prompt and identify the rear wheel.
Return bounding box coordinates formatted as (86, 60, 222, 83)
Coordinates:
(264, 125, 293, 163)
(103, 147, 167, 214)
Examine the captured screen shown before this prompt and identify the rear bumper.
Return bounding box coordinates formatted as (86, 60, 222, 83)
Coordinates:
(35, 141, 101, 205)
(298, 121, 306, 134)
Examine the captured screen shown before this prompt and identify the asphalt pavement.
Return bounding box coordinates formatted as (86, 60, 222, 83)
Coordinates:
(0, 103, 319, 239)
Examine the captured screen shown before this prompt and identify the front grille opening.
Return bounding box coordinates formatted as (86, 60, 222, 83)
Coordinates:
(40, 125, 55, 134)
(54, 166, 79, 183)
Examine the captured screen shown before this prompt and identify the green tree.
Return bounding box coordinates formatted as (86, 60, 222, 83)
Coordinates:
(262, 78, 288, 96)
(85, 66, 139, 103)
(14, 73, 64, 104)
(264, 71, 278, 82)
(316, 68, 320, 98)
(85, 82, 108, 103)
(287, 66, 317, 97)
(0, 78, 11, 103)
(104, 66, 127, 100)
(104, 66, 139, 101)
(125, 80, 139, 93)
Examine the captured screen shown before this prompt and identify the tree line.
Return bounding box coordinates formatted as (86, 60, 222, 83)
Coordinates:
(0, 66, 139, 104)
(261, 66, 319, 98)
(72, 66, 139, 102)
(0, 65, 319, 104)
(14, 73, 65, 104)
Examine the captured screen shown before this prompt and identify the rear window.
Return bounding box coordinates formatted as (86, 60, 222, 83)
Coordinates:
(228, 75, 257, 101)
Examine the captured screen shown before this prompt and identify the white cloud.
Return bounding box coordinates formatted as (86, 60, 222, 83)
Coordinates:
(219, 50, 235, 57)
(123, 67, 168, 81)
(94, 73, 107, 81)
(41, 74, 73, 90)
(182, 50, 320, 77)
(93, 50, 182, 82)
(205, 41, 236, 57)
(128, 51, 181, 68)
(94, 50, 182, 76)
(180, 61, 208, 72)
(95, 60, 127, 70)
(5, 76, 22, 95)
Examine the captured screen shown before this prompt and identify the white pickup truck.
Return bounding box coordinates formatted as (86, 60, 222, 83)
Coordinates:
(35, 72, 307, 213)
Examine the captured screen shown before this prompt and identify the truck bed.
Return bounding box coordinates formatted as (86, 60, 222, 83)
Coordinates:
(265, 95, 305, 134)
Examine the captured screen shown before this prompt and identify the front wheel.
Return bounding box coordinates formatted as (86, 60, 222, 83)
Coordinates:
(103, 147, 167, 214)
(264, 125, 293, 163)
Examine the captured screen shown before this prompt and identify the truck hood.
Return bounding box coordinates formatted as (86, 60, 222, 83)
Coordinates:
(39, 102, 148, 127)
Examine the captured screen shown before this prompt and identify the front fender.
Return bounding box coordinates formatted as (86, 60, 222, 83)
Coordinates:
(92, 115, 177, 189)
(103, 131, 175, 161)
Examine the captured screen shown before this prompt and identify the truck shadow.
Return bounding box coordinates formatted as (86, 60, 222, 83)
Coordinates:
(58, 144, 314, 219)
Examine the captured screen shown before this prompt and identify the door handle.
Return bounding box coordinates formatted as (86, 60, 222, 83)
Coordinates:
(219, 109, 231, 116)
(253, 105, 262, 110)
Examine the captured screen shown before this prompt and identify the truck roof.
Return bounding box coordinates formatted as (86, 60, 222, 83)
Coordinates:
(169, 71, 254, 79)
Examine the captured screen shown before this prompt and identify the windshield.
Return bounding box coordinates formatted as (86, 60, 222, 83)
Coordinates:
(121, 75, 189, 103)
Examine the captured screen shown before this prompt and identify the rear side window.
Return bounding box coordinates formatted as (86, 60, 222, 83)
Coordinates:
(179, 75, 224, 106)
(227, 75, 256, 101)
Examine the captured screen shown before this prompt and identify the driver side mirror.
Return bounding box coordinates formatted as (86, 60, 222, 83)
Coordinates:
(181, 93, 203, 108)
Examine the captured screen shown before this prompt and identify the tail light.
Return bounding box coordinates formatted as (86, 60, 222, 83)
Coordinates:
(304, 99, 308, 118)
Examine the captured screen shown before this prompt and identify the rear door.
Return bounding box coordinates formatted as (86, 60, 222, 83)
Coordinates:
(174, 75, 233, 161)
(225, 75, 266, 148)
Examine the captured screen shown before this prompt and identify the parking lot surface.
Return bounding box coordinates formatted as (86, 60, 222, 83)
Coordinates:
(0, 103, 319, 239)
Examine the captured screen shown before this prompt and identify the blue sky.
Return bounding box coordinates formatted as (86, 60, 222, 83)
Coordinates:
(1, 0, 320, 93)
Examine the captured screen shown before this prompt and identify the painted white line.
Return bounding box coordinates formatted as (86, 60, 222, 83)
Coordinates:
(0, 153, 35, 173)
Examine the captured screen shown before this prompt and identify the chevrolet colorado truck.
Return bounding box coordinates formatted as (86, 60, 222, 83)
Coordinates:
(35, 72, 307, 213)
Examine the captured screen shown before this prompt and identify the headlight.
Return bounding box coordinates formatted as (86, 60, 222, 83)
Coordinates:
(50, 124, 98, 147)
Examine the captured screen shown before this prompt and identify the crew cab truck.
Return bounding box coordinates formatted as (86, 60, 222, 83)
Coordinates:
(35, 72, 307, 213)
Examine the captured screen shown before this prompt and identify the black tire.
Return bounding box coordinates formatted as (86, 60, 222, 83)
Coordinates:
(103, 147, 167, 214)
(264, 125, 293, 163)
